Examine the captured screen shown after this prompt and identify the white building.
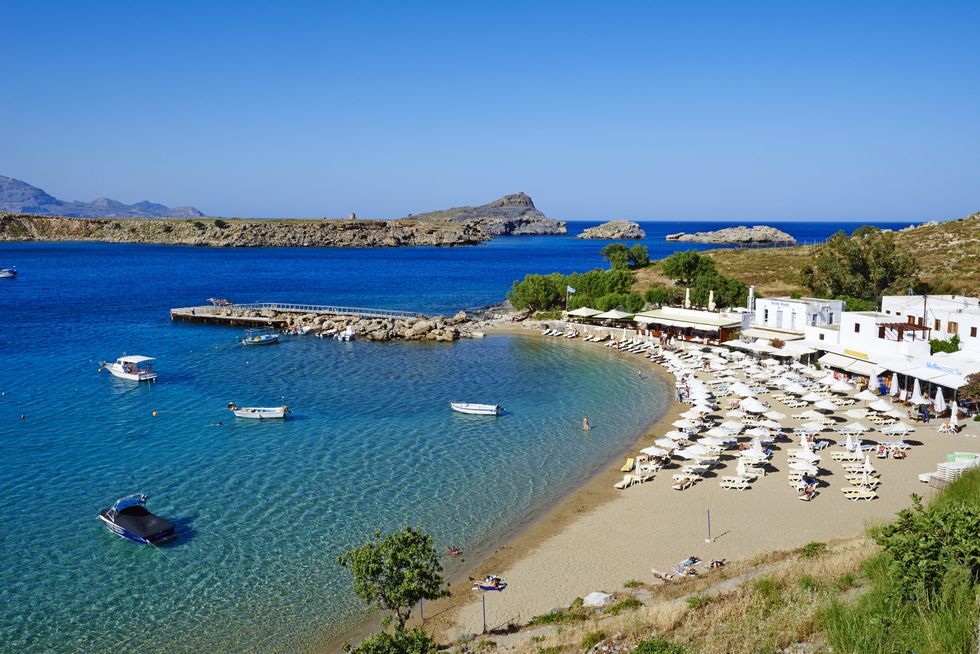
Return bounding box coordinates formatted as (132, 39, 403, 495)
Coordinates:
(804, 311, 931, 379)
(754, 297, 844, 332)
(880, 295, 980, 354)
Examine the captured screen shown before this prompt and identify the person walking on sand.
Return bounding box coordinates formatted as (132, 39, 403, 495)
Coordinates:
(582, 416, 590, 431)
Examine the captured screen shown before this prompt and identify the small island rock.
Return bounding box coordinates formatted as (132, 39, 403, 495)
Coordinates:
(576, 220, 646, 240)
(665, 225, 796, 244)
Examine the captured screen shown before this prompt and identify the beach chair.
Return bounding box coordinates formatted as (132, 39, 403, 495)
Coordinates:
(620, 457, 635, 472)
(672, 476, 697, 491)
(841, 487, 878, 501)
(719, 477, 751, 490)
(614, 474, 639, 490)
(845, 476, 881, 488)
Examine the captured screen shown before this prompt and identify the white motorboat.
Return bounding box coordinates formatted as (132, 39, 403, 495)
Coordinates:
(335, 326, 355, 342)
(241, 327, 280, 346)
(100, 355, 158, 382)
(0, 266, 16, 279)
(228, 403, 289, 419)
(451, 402, 501, 416)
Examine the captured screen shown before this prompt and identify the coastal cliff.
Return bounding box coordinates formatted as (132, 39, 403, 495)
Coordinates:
(666, 225, 796, 244)
(0, 213, 488, 247)
(576, 220, 645, 240)
(405, 192, 566, 236)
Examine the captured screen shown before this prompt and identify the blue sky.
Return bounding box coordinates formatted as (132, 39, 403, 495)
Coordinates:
(2, 1, 978, 220)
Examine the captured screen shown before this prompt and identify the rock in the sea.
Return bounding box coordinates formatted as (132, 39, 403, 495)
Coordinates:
(665, 225, 796, 244)
(405, 192, 567, 236)
(576, 220, 645, 240)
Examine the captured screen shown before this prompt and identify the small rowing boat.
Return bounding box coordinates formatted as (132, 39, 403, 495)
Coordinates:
(227, 403, 290, 419)
(451, 402, 501, 416)
(241, 328, 280, 346)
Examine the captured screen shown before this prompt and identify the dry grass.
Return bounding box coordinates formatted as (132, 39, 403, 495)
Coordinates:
(509, 538, 874, 654)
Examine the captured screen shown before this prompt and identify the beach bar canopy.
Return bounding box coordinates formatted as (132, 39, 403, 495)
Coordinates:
(593, 309, 634, 320)
(567, 307, 603, 318)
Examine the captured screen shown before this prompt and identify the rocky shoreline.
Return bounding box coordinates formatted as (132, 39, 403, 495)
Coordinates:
(666, 225, 796, 244)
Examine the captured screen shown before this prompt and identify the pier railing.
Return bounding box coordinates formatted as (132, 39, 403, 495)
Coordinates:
(229, 302, 421, 319)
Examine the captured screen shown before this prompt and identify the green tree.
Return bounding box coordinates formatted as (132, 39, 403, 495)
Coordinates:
(960, 372, 980, 404)
(629, 244, 650, 268)
(347, 627, 439, 654)
(644, 284, 673, 306)
(662, 250, 716, 285)
(507, 274, 563, 312)
(594, 292, 644, 312)
(600, 243, 631, 270)
(338, 527, 449, 629)
(690, 270, 748, 309)
(801, 230, 922, 301)
(930, 334, 961, 355)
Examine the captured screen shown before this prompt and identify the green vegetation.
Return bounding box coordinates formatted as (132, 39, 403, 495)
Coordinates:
(192, 220, 206, 230)
(630, 637, 686, 654)
(659, 250, 749, 308)
(580, 630, 606, 650)
(161, 224, 174, 233)
(796, 541, 828, 559)
(508, 269, 636, 313)
(684, 593, 711, 610)
(213, 218, 229, 229)
(607, 597, 643, 615)
(822, 473, 980, 654)
(961, 373, 980, 404)
(801, 228, 922, 301)
(601, 243, 649, 270)
(931, 333, 961, 354)
(528, 605, 588, 626)
(337, 526, 448, 631)
(346, 627, 439, 654)
(623, 579, 642, 589)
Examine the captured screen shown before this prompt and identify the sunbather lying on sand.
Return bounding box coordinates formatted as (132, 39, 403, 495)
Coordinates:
(650, 568, 674, 581)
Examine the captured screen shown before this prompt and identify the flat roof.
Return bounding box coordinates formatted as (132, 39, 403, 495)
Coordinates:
(635, 309, 741, 328)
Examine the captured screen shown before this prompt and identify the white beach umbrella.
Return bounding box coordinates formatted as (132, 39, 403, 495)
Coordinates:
(699, 436, 728, 447)
(814, 399, 838, 412)
(736, 457, 748, 478)
(889, 374, 900, 397)
(802, 420, 827, 432)
(784, 382, 808, 395)
(759, 419, 783, 429)
(844, 422, 871, 433)
(680, 409, 704, 419)
(933, 387, 947, 414)
(762, 358, 781, 366)
(845, 408, 868, 419)
(830, 380, 855, 394)
(819, 374, 838, 386)
(855, 389, 878, 402)
(664, 430, 689, 440)
(862, 468, 870, 487)
(885, 408, 906, 420)
(676, 444, 710, 459)
(741, 398, 769, 414)
(725, 410, 746, 419)
(844, 433, 855, 451)
(799, 409, 826, 421)
(730, 382, 755, 397)
(654, 437, 679, 449)
(881, 422, 913, 435)
(640, 446, 669, 457)
(704, 427, 732, 438)
(672, 419, 699, 430)
(911, 379, 923, 404)
(869, 400, 892, 413)
(721, 420, 745, 433)
(707, 289, 716, 311)
(684, 288, 691, 309)
(802, 367, 824, 378)
(863, 455, 874, 474)
(746, 426, 771, 438)
(802, 392, 824, 403)
(793, 449, 821, 463)
(951, 404, 959, 430)
(764, 410, 787, 420)
(789, 461, 818, 473)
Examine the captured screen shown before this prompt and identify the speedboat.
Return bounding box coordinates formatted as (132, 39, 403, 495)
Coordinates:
(100, 355, 158, 381)
(0, 266, 15, 278)
(97, 494, 175, 544)
(241, 328, 280, 346)
(335, 326, 355, 341)
(451, 402, 501, 416)
(228, 402, 289, 419)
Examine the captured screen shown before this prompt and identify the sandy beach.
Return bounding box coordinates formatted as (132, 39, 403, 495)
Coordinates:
(421, 325, 979, 642)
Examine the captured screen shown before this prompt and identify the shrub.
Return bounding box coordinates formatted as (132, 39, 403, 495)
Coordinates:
(797, 574, 822, 593)
(770, 338, 785, 349)
(347, 627, 439, 654)
(752, 578, 783, 607)
(931, 334, 961, 354)
(474, 639, 497, 651)
(644, 285, 673, 306)
(580, 631, 606, 651)
(111, 222, 121, 230)
(684, 594, 711, 610)
(161, 224, 173, 233)
(213, 218, 229, 229)
(623, 579, 642, 589)
(662, 251, 715, 285)
(607, 597, 643, 615)
(796, 541, 828, 559)
(801, 230, 922, 301)
(532, 310, 562, 321)
(192, 221, 206, 230)
(601, 243, 649, 270)
(631, 636, 686, 654)
(833, 572, 857, 592)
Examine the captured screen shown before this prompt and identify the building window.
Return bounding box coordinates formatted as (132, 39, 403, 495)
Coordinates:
(971, 326, 977, 338)
(828, 312, 834, 323)
(949, 321, 958, 335)
(854, 323, 861, 333)
(764, 309, 769, 322)
(819, 333, 825, 341)
(934, 319, 940, 331)
(878, 326, 885, 339)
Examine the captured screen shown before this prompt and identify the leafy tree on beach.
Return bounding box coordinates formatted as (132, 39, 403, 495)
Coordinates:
(601, 243, 649, 270)
(801, 229, 922, 301)
(346, 627, 439, 654)
(338, 527, 449, 630)
(507, 273, 564, 312)
(960, 373, 980, 405)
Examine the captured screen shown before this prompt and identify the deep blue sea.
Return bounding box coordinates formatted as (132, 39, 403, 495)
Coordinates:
(0, 220, 915, 653)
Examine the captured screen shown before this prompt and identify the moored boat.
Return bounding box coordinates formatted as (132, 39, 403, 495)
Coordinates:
(0, 266, 16, 278)
(241, 327, 280, 346)
(451, 402, 501, 416)
(99, 355, 158, 381)
(227, 402, 290, 419)
(97, 494, 175, 544)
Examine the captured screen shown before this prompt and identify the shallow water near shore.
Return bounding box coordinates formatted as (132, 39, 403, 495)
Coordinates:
(0, 220, 911, 652)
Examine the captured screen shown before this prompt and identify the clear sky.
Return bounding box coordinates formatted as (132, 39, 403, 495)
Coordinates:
(2, 1, 978, 220)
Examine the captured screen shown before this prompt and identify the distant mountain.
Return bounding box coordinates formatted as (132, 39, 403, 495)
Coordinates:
(0, 175, 204, 218)
(404, 192, 566, 235)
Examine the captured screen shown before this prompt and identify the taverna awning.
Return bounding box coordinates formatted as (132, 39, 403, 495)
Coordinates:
(593, 309, 634, 320)
(818, 353, 883, 377)
(567, 307, 603, 318)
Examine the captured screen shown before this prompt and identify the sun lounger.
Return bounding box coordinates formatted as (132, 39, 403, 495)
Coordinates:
(845, 476, 880, 488)
(719, 477, 752, 490)
(614, 474, 639, 490)
(672, 477, 697, 491)
(620, 457, 635, 472)
(841, 487, 878, 501)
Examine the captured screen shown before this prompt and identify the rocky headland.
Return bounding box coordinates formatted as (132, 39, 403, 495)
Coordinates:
(575, 220, 645, 240)
(666, 225, 796, 244)
(0, 193, 566, 248)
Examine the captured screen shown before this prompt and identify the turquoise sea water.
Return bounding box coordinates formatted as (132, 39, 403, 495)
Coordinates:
(0, 220, 913, 652)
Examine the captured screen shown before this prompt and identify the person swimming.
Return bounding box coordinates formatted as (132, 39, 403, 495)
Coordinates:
(582, 416, 590, 430)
